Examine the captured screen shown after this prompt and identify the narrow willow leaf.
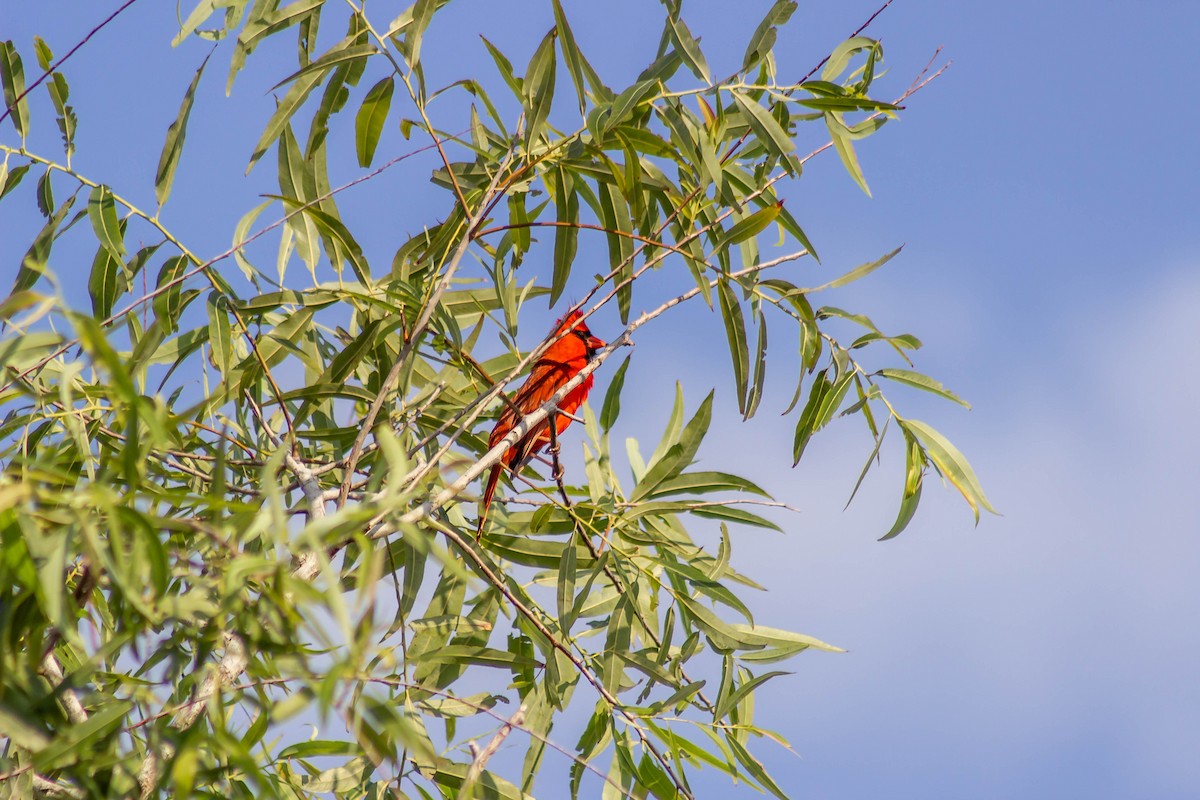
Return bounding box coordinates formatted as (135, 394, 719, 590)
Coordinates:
(247, 68, 324, 173)
(399, 0, 436, 67)
(715, 670, 789, 722)
(428, 761, 529, 800)
(355, 75, 393, 168)
(88, 185, 125, 259)
(551, 167, 578, 305)
(88, 245, 122, 320)
(717, 278, 749, 413)
(36, 168, 53, 218)
(228, 0, 325, 91)
(791, 368, 829, 465)
(270, 41, 377, 92)
(726, 734, 788, 800)
(903, 418, 997, 522)
(155, 54, 210, 208)
(742, 0, 797, 70)
(807, 246, 901, 292)
(34, 700, 133, 771)
(822, 35, 878, 82)
(599, 355, 630, 432)
(667, 15, 710, 84)
(880, 430, 924, 540)
(0, 162, 29, 199)
(153, 256, 191, 335)
(173, 0, 222, 46)
(232, 198, 272, 282)
(611, 79, 663, 136)
(645, 471, 769, 500)
(732, 92, 795, 158)
(721, 202, 782, 251)
(276, 125, 319, 271)
(876, 368, 970, 408)
(206, 291, 234, 374)
(14, 194, 74, 294)
(0, 41, 30, 139)
(826, 112, 871, 196)
(557, 539, 577, 632)
(744, 310, 768, 419)
(523, 28, 557, 146)
(845, 414, 889, 510)
(602, 596, 632, 694)
(479, 35, 523, 100)
(691, 504, 782, 532)
(551, 0, 587, 115)
(632, 390, 712, 501)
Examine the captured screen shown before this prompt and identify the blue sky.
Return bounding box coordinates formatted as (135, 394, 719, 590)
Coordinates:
(4, 1, 1199, 797)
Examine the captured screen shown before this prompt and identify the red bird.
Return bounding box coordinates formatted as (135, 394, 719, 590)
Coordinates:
(477, 311, 606, 537)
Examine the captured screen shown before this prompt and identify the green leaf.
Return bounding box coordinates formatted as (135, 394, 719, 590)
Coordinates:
(0, 704, 50, 751)
(826, 112, 871, 196)
(88, 245, 122, 320)
(270, 40, 378, 91)
(719, 202, 781, 250)
(742, 0, 797, 71)
(744, 309, 768, 420)
(880, 430, 923, 540)
(420, 645, 538, 670)
(690, 504, 782, 532)
(35, 168, 53, 217)
(427, 760, 532, 800)
(206, 292, 234, 374)
(34, 700, 133, 771)
(876, 368, 969, 408)
(247, 67, 324, 173)
(903, 418, 997, 522)
(551, 167, 578, 305)
(715, 670, 789, 722)
(0, 41, 30, 139)
(523, 28, 557, 146)
(732, 92, 795, 159)
(551, 0, 588, 115)
(13, 193, 75, 294)
(631, 391, 713, 502)
(726, 734, 788, 800)
(667, 15, 710, 84)
(556, 537, 578, 632)
(355, 75, 394, 168)
(807, 246, 901, 292)
(642, 471, 769, 500)
(716, 278, 750, 413)
(480, 35, 522, 100)
(0, 162, 30, 200)
(599, 355, 630, 432)
(153, 256, 191, 335)
(232, 197, 272, 282)
(155, 53, 209, 208)
(88, 185, 125, 259)
(822, 36, 878, 82)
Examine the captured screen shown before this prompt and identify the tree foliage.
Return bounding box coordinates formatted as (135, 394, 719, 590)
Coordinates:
(0, 1, 992, 798)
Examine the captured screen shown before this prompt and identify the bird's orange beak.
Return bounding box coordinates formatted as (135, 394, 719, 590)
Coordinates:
(584, 334, 605, 359)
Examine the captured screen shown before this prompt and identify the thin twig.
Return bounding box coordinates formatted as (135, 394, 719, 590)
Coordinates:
(459, 704, 526, 800)
(0, 0, 141, 126)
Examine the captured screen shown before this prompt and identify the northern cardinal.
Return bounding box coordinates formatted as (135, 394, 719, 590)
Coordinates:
(477, 310, 606, 537)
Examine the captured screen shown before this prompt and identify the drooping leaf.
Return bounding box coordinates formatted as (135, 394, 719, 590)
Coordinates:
(355, 75, 394, 168)
(155, 53, 210, 208)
